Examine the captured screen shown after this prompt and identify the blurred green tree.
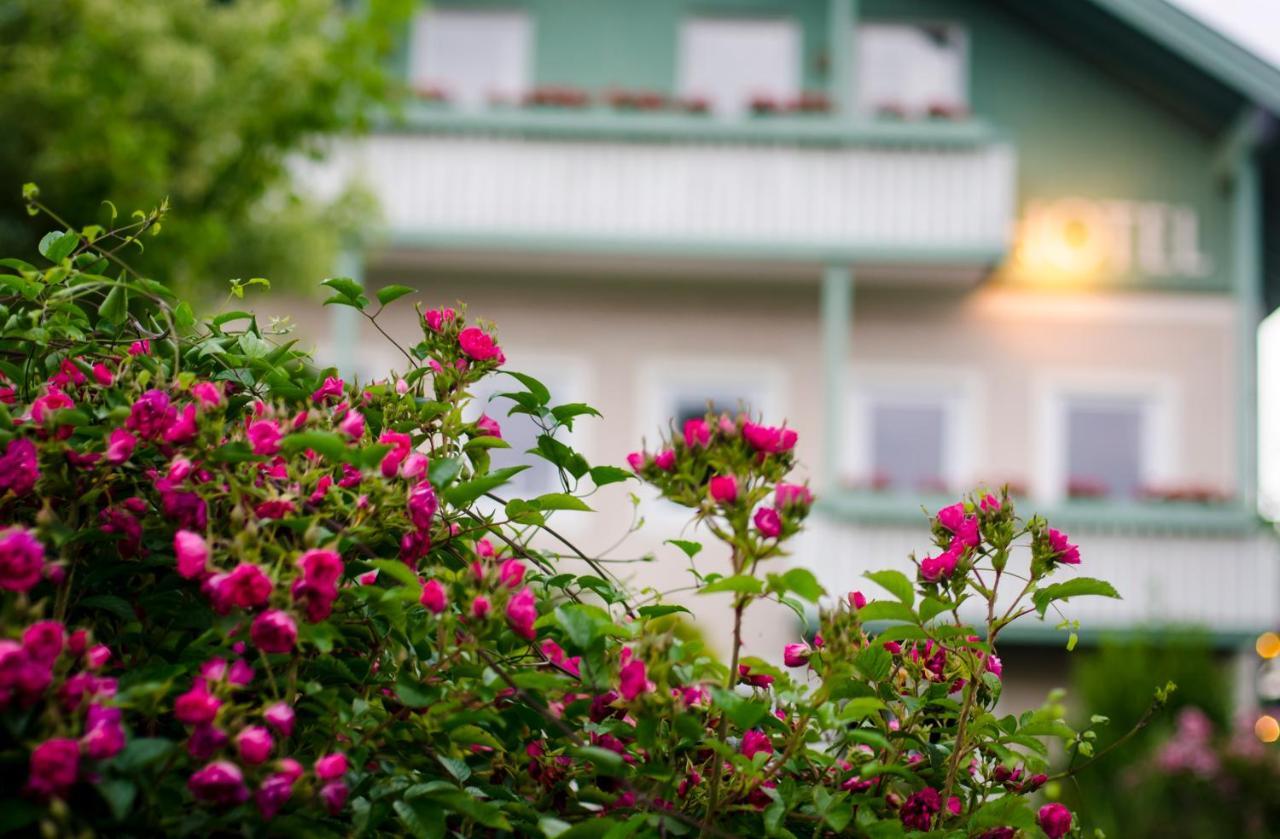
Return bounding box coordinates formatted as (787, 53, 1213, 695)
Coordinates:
(0, 0, 413, 293)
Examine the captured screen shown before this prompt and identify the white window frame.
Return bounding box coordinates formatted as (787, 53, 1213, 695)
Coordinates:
(677, 16, 802, 118)
(844, 364, 983, 494)
(853, 20, 970, 118)
(1032, 371, 1179, 504)
(408, 7, 534, 109)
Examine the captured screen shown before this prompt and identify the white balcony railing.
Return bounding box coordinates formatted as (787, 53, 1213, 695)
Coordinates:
(798, 517, 1280, 636)
(306, 119, 1014, 261)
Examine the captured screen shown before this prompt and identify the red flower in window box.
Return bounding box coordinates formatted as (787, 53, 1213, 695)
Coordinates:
(1066, 477, 1109, 500)
(412, 84, 449, 104)
(787, 91, 831, 114)
(604, 88, 667, 111)
(523, 85, 592, 109)
(677, 96, 711, 114)
(748, 94, 781, 116)
(926, 101, 969, 120)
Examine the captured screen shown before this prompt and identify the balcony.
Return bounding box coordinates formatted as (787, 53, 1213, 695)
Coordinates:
(307, 105, 1015, 268)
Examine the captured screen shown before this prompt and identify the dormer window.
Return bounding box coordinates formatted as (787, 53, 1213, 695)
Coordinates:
(855, 23, 968, 118)
(677, 17, 801, 117)
(408, 8, 532, 108)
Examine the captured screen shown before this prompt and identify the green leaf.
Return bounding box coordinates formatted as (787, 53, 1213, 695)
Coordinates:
(281, 431, 351, 462)
(555, 603, 607, 649)
(394, 798, 446, 839)
(666, 539, 702, 559)
(442, 465, 530, 507)
(841, 697, 887, 720)
(370, 559, 420, 589)
(376, 284, 415, 306)
(78, 594, 135, 622)
(855, 645, 893, 681)
(699, 575, 764, 595)
(428, 456, 463, 488)
(436, 755, 470, 783)
(864, 570, 915, 606)
(111, 738, 174, 773)
(570, 746, 624, 776)
(395, 675, 434, 709)
(918, 596, 951, 623)
(99, 285, 127, 324)
(533, 492, 592, 512)
(968, 795, 1039, 831)
(589, 465, 632, 487)
(321, 276, 364, 299)
(500, 371, 551, 405)
(854, 601, 917, 623)
(1032, 577, 1121, 617)
(38, 230, 78, 262)
(771, 568, 824, 602)
(636, 604, 690, 619)
(550, 402, 601, 427)
(97, 779, 136, 821)
(709, 686, 769, 729)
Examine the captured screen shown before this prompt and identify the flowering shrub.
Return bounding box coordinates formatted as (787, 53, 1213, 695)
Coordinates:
(0, 192, 1151, 836)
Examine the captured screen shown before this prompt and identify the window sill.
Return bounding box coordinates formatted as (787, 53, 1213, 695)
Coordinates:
(816, 490, 1263, 537)
(383, 102, 1001, 149)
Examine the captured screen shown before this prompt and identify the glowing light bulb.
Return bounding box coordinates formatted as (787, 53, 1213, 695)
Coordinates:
(1254, 714, 1279, 743)
(1257, 632, 1280, 660)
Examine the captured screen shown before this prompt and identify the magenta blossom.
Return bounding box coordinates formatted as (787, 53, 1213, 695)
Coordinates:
(848, 590, 867, 609)
(754, 506, 782, 538)
(740, 730, 773, 759)
(0, 438, 39, 495)
(263, 702, 295, 738)
(311, 376, 344, 403)
(900, 787, 942, 830)
(457, 326, 503, 362)
(251, 610, 297, 654)
(619, 659, 655, 700)
(682, 418, 710, 448)
(188, 760, 249, 806)
(920, 544, 961, 582)
(408, 481, 438, 530)
(424, 307, 455, 332)
(255, 772, 295, 820)
(775, 482, 813, 509)
(1047, 528, 1081, 565)
(476, 414, 502, 438)
(980, 492, 1001, 512)
(314, 752, 348, 780)
(174, 530, 209, 579)
(22, 621, 64, 662)
(626, 451, 645, 471)
(236, 726, 274, 765)
(420, 579, 447, 614)
(127, 389, 176, 439)
(506, 587, 537, 640)
(104, 428, 137, 464)
(0, 527, 45, 592)
(936, 502, 966, 532)
(742, 421, 798, 454)
(175, 684, 221, 726)
(191, 381, 223, 407)
(498, 559, 526, 589)
(246, 419, 283, 456)
(1038, 803, 1073, 839)
(708, 474, 738, 504)
(81, 704, 125, 759)
(654, 449, 676, 471)
(26, 738, 79, 799)
(783, 642, 811, 667)
(320, 779, 349, 815)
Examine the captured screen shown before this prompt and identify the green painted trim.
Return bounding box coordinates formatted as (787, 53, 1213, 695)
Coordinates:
(381, 102, 1003, 148)
(816, 490, 1267, 536)
(331, 248, 365, 378)
(1233, 150, 1262, 513)
(828, 0, 855, 116)
(1085, 0, 1280, 114)
(1212, 107, 1270, 182)
(995, 624, 1259, 650)
(380, 229, 1008, 266)
(822, 266, 853, 491)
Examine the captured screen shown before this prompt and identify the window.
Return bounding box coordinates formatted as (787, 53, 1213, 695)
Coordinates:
(846, 369, 979, 494)
(466, 363, 587, 499)
(408, 9, 532, 108)
(854, 23, 967, 117)
(678, 18, 800, 117)
(870, 400, 948, 492)
(1033, 373, 1178, 503)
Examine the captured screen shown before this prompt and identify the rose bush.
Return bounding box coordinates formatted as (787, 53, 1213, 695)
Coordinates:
(0, 192, 1160, 836)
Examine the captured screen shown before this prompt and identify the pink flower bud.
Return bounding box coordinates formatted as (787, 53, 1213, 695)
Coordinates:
(236, 725, 274, 765)
(314, 752, 348, 780)
(174, 530, 209, 579)
(654, 449, 676, 471)
(419, 579, 447, 614)
(783, 643, 811, 667)
(708, 475, 738, 504)
(754, 506, 782, 538)
(264, 702, 295, 738)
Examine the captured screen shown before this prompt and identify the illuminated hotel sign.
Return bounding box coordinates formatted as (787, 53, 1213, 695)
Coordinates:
(1008, 198, 1211, 283)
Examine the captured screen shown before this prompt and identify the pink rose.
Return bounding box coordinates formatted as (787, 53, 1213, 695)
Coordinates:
(22, 620, 64, 662)
(26, 738, 79, 799)
(424, 307, 455, 332)
(0, 527, 45, 592)
(953, 516, 980, 548)
(319, 779, 349, 815)
(920, 544, 961, 582)
(476, 414, 502, 438)
(103, 428, 136, 464)
(708, 475, 738, 504)
(457, 327, 502, 362)
(128, 339, 150, 356)
(297, 549, 342, 587)
(223, 563, 273, 609)
(188, 760, 249, 806)
(980, 493, 1001, 513)
(191, 381, 223, 407)
(1038, 803, 1073, 839)
(783, 642, 811, 667)
(682, 418, 710, 448)
(337, 409, 365, 440)
(164, 404, 198, 445)
(174, 530, 209, 579)
(91, 362, 114, 386)
(900, 787, 942, 830)
(0, 438, 39, 495)
(236, 725, 274, 765)
(264, 702, 295, 738)
(175, 684, 221, 726)
(740, 730, 773, 759)
(420, 579, 447, 614)
(619, 659, 654, 700)
(775, 482, 813, 509)
(251, 610, 297, 655)
(471, 596, 491, 620)
(314, 752, 348, 780)
(498, 559, 526, 589)
(81, 704, 125, 759)
(654, 449, 676, 471)
(754, 506, 782, 538)
(505, 587, 537, 640)
(246, 419, 282, 456)
(31, 390, 74, 424)
(1047, 528, 1081, 565)
(311, 376, 345, 403)
(626, 451, 645, 471)
(408, 481, 438, 530)
(255, 772, 295, 820)
(126, 390, 175, 439)
(742, 422, 798, 454)
(847, 590, 867, 609)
